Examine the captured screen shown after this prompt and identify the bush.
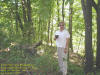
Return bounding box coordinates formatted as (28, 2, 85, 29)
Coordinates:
(33, 54, 59, 74)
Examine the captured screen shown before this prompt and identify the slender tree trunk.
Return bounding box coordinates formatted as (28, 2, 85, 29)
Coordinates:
(57, 0, 60, 23)
(15, 0, 24, 32)
(17, 15, 24, 31)
(26, 0, 33, 42)
(41, 21, 43, 41)
(21, 0, 27, 23)
(81, 0, 93, 74)
(48, 19, 51, 44)
(27, 0, 32, 23)
(47, 6, 52, 44)
(62, 0, 65, 21)
(15, 0, 18, 32)
(50, 17, 53, 46)
(92, 0, 100, 69)
(69, 1, 73, 51)
(96, 10, 100, 68)
(38, 17, 41, 40)
(96, 3, 100, 69)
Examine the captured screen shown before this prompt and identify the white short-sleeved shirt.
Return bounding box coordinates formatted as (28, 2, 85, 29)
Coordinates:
(54, 29, 70, 48)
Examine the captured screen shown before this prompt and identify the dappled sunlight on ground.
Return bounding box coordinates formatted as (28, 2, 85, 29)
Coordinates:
(69, 52, 83, 66)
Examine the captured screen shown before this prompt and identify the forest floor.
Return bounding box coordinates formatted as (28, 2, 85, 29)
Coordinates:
(0, 45, 100, 75)
(18, 52, 83, 75)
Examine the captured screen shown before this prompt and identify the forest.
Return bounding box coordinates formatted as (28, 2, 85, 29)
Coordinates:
(0, 0, 100, 75)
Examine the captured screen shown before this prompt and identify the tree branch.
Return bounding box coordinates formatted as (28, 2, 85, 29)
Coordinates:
(92, 0, 98, 11)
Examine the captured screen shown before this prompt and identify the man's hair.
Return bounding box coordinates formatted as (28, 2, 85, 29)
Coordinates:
(58, 21, 65, 26)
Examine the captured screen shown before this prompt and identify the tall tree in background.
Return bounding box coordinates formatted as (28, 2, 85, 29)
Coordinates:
(21, 0, 27, 24)
(50, 17, 54, 46)
(62, 0, 65, 21)
(15, 0, 18, 32)
(69, 0, 74, 51)
(15, 0, 33, 38)
(15, 0, 24, 33)
(81, 0, 93, 74)
(92, 0, 100, 69)
(27, 0, 32, 24)
(47, 17, 51, 44)
(26, 0, 33, 40)
(57, 0, 60, 24)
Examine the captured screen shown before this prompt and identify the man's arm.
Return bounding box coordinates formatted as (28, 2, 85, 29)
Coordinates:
(64, 38, 70, 53)
(54, 31, 58, 40)
(54, 37, 56, 40)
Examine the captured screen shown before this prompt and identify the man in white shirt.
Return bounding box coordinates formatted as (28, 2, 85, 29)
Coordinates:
(54, 22, 70, 75)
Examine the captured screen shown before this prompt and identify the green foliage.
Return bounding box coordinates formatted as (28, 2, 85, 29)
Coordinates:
(37, 0, 55, 20)
(0, 0, 99, 74)
(0, 29, 10, 48)
(65, 0, 74, 5)
(33, 54, 58, 73)
(96, 71, 100, 75)
(4, 49, 25, 64)
(68, 62, 84, 75)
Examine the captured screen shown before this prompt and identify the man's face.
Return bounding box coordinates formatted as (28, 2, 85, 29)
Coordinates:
(59, 23, 64, 30)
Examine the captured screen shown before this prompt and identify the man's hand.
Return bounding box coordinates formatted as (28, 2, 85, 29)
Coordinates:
(64, 48, 68, 54)
(54, 35, 59, 40)
(54, 37, 56, 40)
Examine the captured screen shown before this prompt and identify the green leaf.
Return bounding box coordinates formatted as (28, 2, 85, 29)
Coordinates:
(65, 0, 70, 5)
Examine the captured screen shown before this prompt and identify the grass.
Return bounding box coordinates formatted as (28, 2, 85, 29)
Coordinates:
(0, 45, 100, 75)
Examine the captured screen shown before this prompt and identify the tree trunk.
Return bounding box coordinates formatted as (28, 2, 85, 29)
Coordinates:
(57, 0, 60, 24)
(21, 0, 27, 23)
(38, 17, 41, 40)
(69, 1, 73, 51)
(15, 0, 24, 32)
(96, 2, 100, 69)
(26, 0, 33, 42)
(50, 17, 53, 46)
(48, 19, 51, 44)
(62, 0, 65, 21)
(92, 0, 100, 69)
(27, 0, 32, 23)
(15, 0, 18, 32)
(81, 0, 93, 74)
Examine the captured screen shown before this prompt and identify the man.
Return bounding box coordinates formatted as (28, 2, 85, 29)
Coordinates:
(54, 21, 70, 75)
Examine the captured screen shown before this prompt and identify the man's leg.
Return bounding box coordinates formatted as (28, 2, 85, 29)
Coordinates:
(63, 60, 67, 75)
(57, 47, 63, 72)
(62, 48, 67, 75)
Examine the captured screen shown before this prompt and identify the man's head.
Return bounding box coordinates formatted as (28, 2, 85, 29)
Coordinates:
(58, 21, 65, 31)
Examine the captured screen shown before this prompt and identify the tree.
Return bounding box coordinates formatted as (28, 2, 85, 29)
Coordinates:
(57, 0, 60, 23)
(81, 0, 93, 74)
(15, 0, 24, 33)
(62, 0, 65, 21)
(69, 0, 74, 51)
(21, 0, 27, 23)
(92, 0, 100, 69)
